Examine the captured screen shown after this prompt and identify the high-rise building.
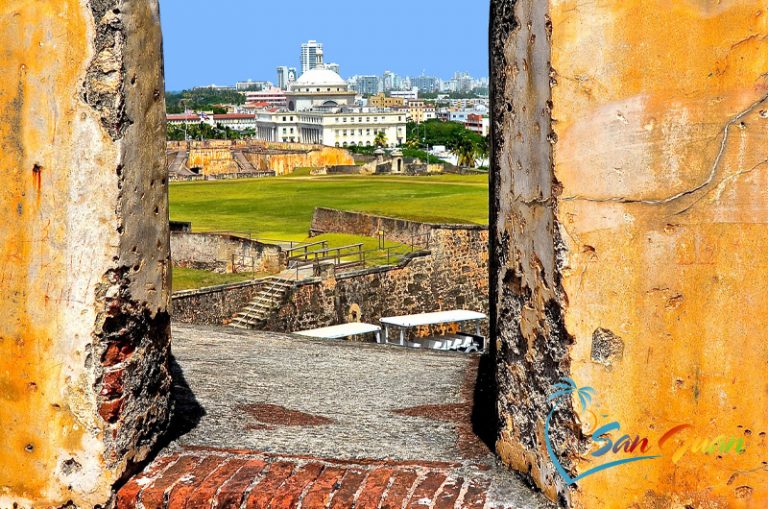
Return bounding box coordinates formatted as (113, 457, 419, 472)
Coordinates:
(453, 71, 474, 92)
(276, 66, 289, 90)
(355, 75, 381, 96)
(411, 75, 439, 94)
(301, 40, 324, 75)
(382, 71, 396, 92)
(325, 63, 340, 74)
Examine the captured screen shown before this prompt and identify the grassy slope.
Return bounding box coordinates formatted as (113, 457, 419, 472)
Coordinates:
(169, 174, 489, 240)
(172, 267, 270, 292)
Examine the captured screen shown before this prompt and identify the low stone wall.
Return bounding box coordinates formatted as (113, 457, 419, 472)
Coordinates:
(171, 232, 285, 273)
(172, 280, 268, 324)
(168, 140, 354, 177)
(170, 171, 275, 182)
(310, 207, 487, 246)
(244, 146, 353, 176)
(265, 225, 490, 336)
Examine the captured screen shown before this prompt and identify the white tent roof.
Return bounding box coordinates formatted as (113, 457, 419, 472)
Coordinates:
(295, 322, 381, 339)
(380, 310, 486, 328)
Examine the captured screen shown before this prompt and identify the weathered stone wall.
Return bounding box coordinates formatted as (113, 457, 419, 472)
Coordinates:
(170, 140, 354, 177)
(492, 0, 768, 507)
(0, 1, 171, 507)
(244, 146, 354, 175)
(187, 147, 238, 174)
(171, 232, 284, 273)
(266, 227, 490, 335)
(310, 207, 486, 246)
(171, 280, 267, 325)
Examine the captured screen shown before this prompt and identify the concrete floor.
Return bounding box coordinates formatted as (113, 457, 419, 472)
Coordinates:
(157, 323, 553, 508)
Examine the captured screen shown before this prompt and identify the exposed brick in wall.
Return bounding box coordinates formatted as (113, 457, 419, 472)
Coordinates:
(0, 1, 171, 506)
(171, 232, 285, 274)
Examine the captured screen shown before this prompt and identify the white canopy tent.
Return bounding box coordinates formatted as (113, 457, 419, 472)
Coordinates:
(295, 322, 382, 342)
(380, 310, 487, 351)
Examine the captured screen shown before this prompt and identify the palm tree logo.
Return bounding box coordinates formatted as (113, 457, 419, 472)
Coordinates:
(548, 377, 595, 412)
(544, 377, 659, 485)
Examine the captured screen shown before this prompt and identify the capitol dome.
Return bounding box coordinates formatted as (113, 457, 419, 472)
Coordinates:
(294, 68, 347, 87)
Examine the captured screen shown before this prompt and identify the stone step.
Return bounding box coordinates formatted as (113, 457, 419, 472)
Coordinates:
(252, 292, 286, 302)
(236, 311, 268, 320)
(231, 317, 264, 327)
(241, 307, 272, 315)
(245, 301, 275, 310)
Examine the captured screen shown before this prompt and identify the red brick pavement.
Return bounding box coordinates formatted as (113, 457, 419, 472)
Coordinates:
(117, 449, 499, 509)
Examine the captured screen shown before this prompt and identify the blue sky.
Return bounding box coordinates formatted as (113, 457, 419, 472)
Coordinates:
(159, 0, 489, 91)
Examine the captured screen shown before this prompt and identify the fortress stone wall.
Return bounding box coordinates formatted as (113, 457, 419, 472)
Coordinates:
(0, 1, 171, 506)
(171, 232, 285, 274)
(491, 0, 768, 506)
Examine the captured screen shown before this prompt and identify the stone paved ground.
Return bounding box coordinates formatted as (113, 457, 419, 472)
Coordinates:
(117, 324, 552, 508)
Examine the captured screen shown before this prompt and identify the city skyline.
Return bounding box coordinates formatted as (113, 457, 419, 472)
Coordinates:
(159, 0, 489, 91)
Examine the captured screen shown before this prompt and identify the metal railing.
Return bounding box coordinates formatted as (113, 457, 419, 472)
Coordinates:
(288, 243, 364, 266)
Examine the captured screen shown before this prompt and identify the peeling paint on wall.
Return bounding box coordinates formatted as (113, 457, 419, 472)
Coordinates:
(492, 0, 768, 507)
(0, 1, 171, 506)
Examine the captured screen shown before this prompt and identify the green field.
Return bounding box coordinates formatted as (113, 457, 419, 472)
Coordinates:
(169, 174, 488, 290)
(169, 174, 489, 239)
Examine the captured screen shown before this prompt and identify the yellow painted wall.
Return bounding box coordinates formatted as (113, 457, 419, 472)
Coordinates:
(0, 1, 170, 506)
(554, 2, 768, 507)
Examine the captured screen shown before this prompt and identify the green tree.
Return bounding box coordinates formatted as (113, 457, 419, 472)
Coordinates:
(449, 134, 478, 168)
(374, 131, 388, 147)
(165, 88, 246, 113)
(475, 136, 490, 165)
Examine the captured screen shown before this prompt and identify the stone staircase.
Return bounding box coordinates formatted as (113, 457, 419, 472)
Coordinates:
(229, 277, 294, 329)
(233, 150, 258, 173)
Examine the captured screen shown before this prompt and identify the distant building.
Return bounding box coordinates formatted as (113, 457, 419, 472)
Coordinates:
(243, 88, 288, 109)
(405, 100, 436, 123)
(236, 80, 271, 91)
(465, 113, 490, 137)
(411, 75, 439, 93)
(369, 93, 405, 109)
(277, 66, 299, 90)
(355, 75, 381, 96)
(286, 69, 356, 111)
(276, 66, 289, 89)
(192, 84, 236, 91)
(167, 113, 209, 127)
(451, 72, 474, 92)
(382, 71, 397, 92)
(391, 89, 419, 101)
(325, 63, 341, 74)
(167, 113, 257, 131)
(213, 113, 258, 130)
(253, 68, 406, 147)
(301, 40, 324, 75)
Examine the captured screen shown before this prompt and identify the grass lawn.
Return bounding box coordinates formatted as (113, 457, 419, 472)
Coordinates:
(172, 267, 270, 292)
(169, 173, 489, 241)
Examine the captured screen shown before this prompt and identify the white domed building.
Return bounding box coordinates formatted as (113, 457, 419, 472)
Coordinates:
(286, 69, 356, 112)
(254, 66, 407, 148)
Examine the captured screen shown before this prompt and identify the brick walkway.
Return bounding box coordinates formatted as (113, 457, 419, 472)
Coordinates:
(117, 449, 503, 509)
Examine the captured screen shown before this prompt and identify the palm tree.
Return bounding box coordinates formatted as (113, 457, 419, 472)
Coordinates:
(449, 135, 477, 168)
(374, 131, 388, 148)
(475, 136, 490, 166)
